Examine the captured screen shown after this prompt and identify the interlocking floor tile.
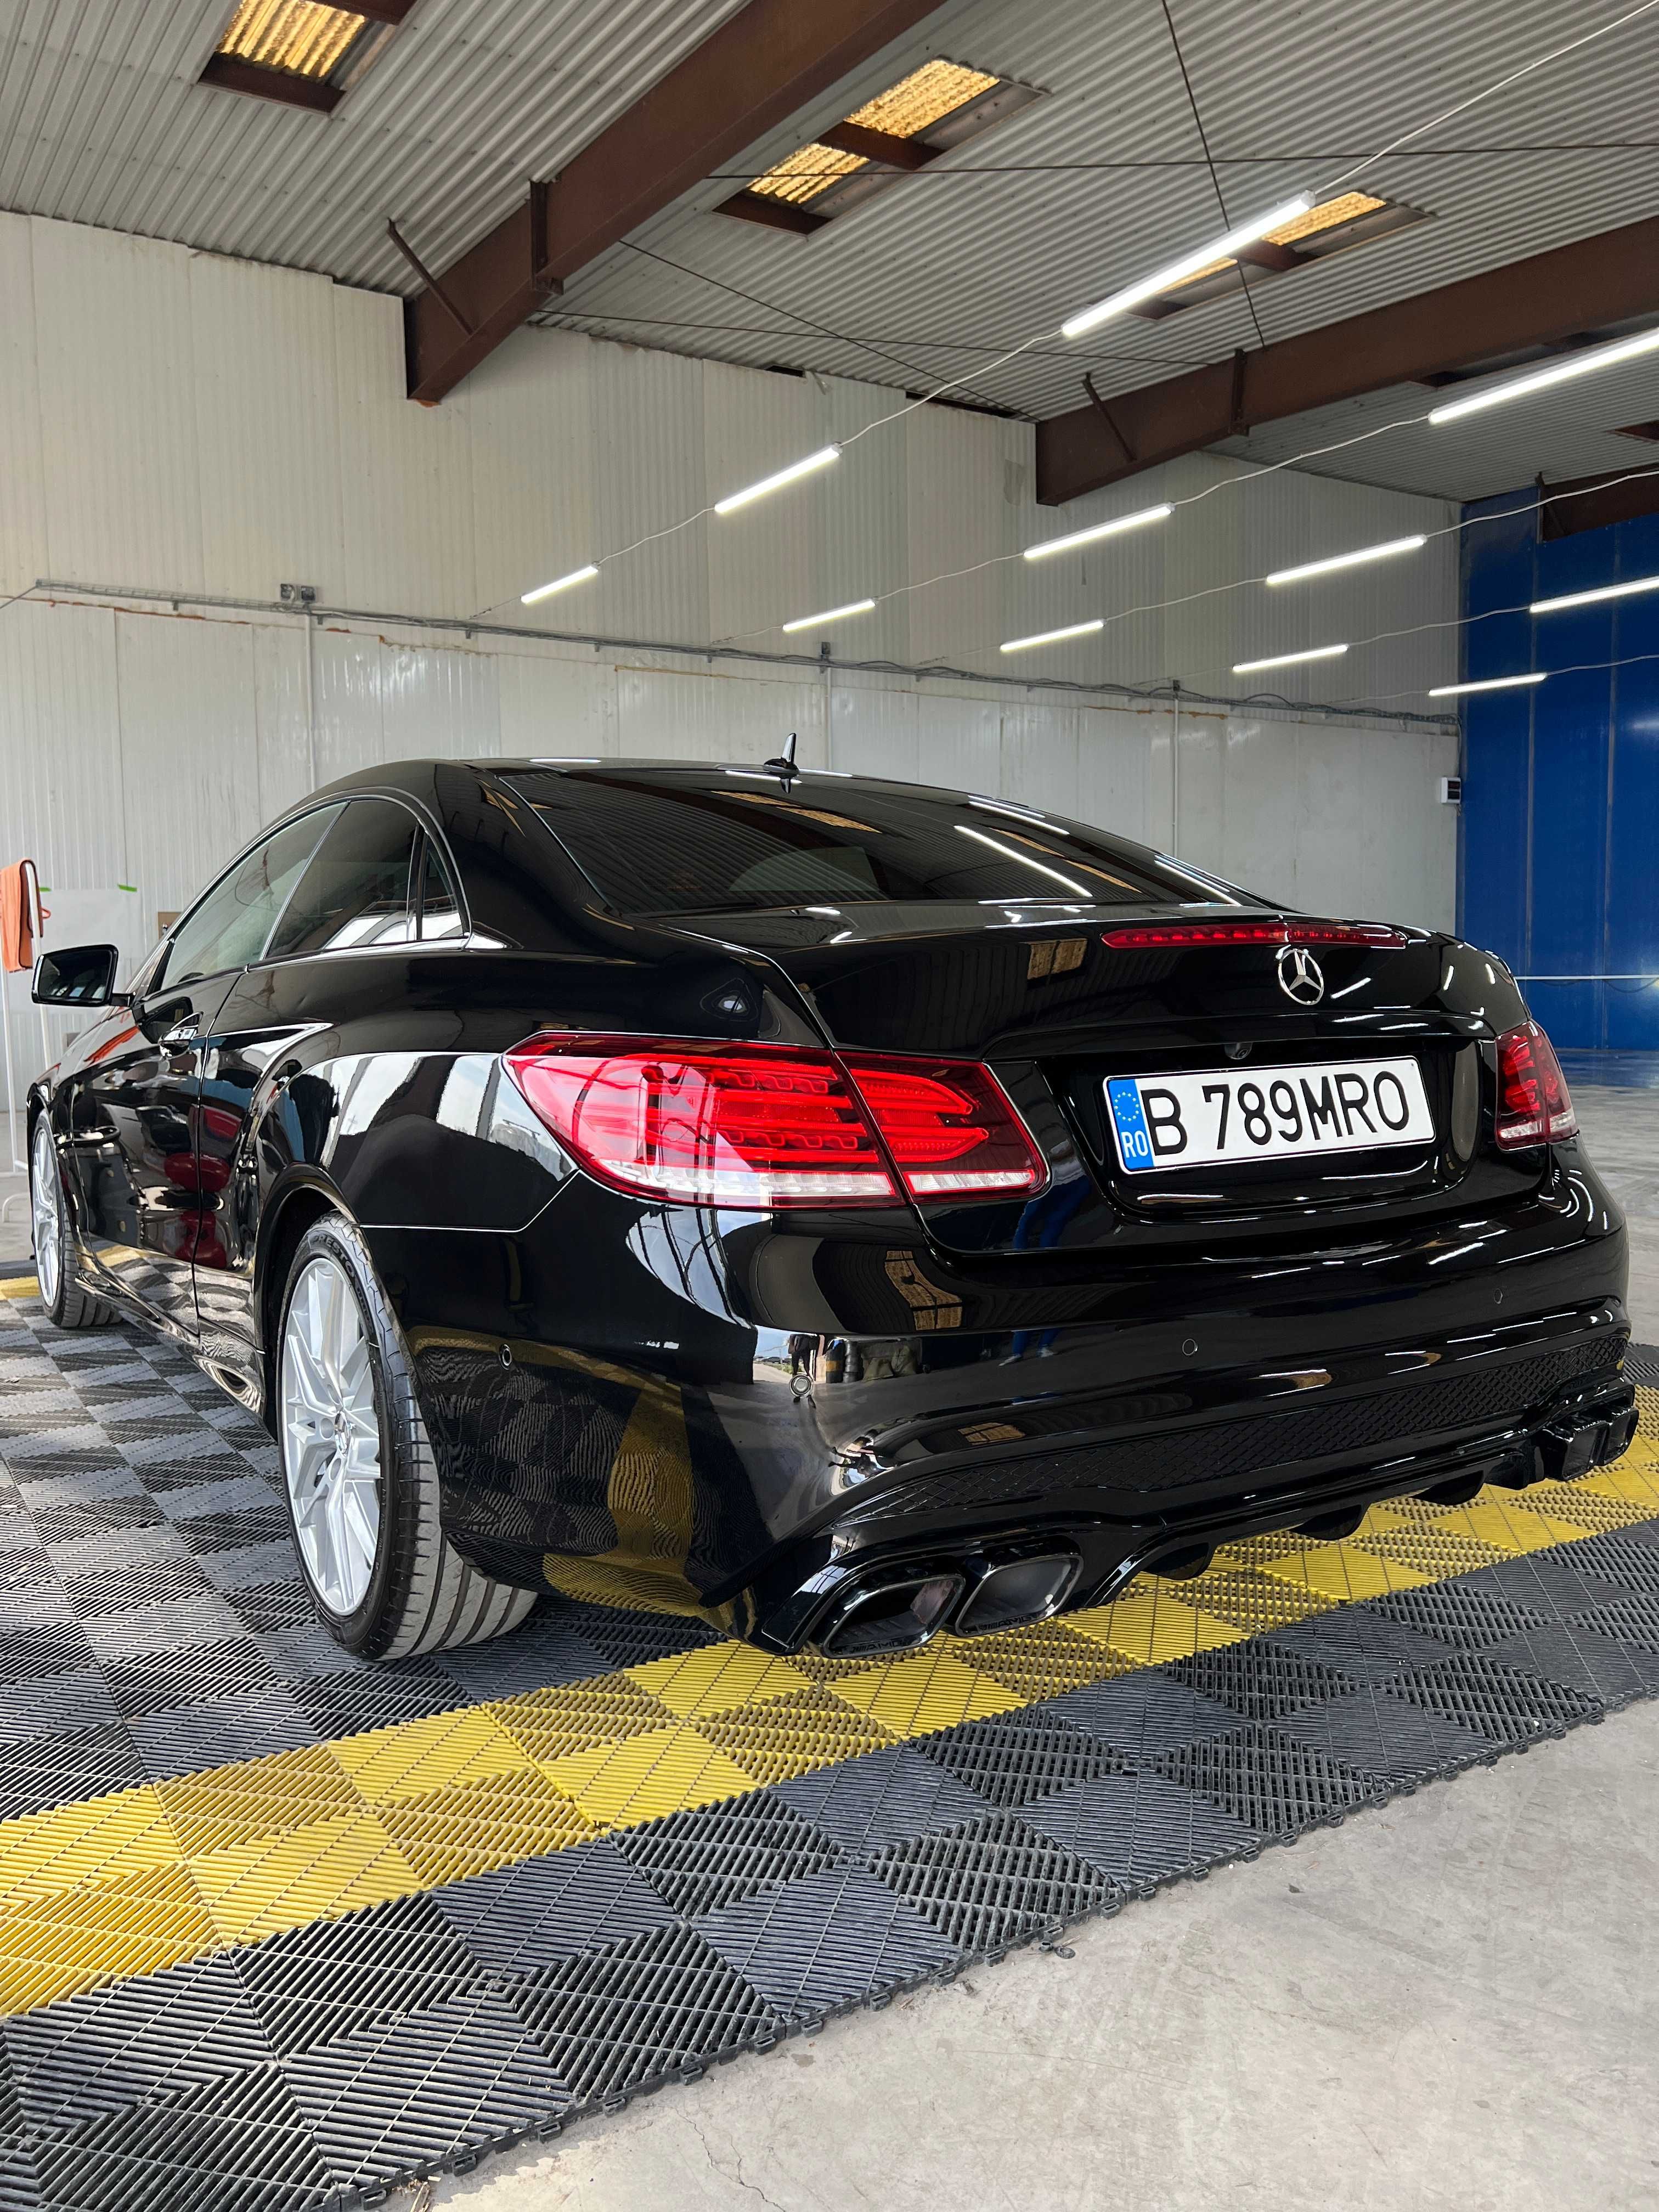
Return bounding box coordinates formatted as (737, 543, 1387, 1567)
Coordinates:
(1149, 1723, 1378, 1835)
(283, 1990, 572, 2186)
(510, 1924, 778, 2104)
(1365, 1581, 1554, 1652)
(232, 1895, 482, 2055)
(911, 1708, 1122, 1809)
(1043, 1671, 1240, 1757)
(613, 1797, 842, 1917)
(5, 1954, 275, 2130)
(772, 1745, 990, 1853)
(1164, 1639, 1359, 1720)
(1480, 1619, 1659, 1705)
(1271, 1687, 1493, 1783)
(868, 1810, 1121, 1950)
(433, 1841, 680, 1977)
(1383, 1654, 1599, 1744)
(1020, 1770, 1262, 1881)
(694, 1864, 960, 2017)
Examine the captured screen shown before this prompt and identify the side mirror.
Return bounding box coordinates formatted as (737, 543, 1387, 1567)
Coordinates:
(33, 944, 122, 1008)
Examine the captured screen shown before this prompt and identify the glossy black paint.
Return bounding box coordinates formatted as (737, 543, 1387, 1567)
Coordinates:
(29, 759, 1630, 1651)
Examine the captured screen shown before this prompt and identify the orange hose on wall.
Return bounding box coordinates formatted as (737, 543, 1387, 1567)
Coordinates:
(0, 863, 43, 974)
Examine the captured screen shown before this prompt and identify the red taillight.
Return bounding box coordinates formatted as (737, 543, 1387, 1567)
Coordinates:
(1494, 1020, 1579, 1149)
(1101, 919, 1409, 949)
(501, 1036, 1047, 1209)
(843, 1057, 1047, 1199)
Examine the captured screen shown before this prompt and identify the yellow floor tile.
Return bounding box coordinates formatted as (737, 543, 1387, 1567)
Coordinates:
(1257, 1543, 1431, 1601)
(694, 1685, 897, 1786)
(0, 1864, 215, 2011)
(1352, 1529, 1508, 1578)
(1581, 1462, 1659, 1507)
(331, 1708, 536, 1804)
(0, 1787, 181, 1900)
(0, 1277, 38, 1300)
(1173, 1564, 1338, 1633)
(157, 1746, 363, 1855)
(190, 1813, 421, 1945)
(540, 1725, 757, 1825)
(823, 1647, 1022, 1736)
(627, 1641, 817, 1720)
(372, 1770, 596, 1884)
(492, 1677, 682, 1766)
(1068, 1585, 1249, 1664)
(1460, 1497, 1588, 1551)
(946, 1620, 1132, 1700)
(1511, 1480, 1650, 1533)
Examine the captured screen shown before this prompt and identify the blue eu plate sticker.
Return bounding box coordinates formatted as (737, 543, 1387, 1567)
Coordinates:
(1107, 1077, 1156, 1172)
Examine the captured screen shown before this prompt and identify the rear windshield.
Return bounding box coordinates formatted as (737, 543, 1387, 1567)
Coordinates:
(503, 771, 1241, 916)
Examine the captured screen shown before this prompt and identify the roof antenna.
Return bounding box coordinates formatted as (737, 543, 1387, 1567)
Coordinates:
(761, 730, 799, 781)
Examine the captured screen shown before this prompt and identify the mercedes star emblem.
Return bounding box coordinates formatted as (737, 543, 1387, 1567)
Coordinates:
(1276, 944, 1325, 1005)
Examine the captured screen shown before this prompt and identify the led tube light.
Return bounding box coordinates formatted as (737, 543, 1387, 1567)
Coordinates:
(781, 598, 876, 633)
(1233, 642, 1348, 673)
(1429, 327, 1659, 425)
(1427, 672, 1547, 697)
(1530, 573, 1659, 615)
(521, 563, 599, 605)
(1023, 504, 1172, 561)
(715, 445, 840, 515)
(1000, 618, 1104, 654)
(1062, 195, 1313, 338)
(1266, 535, 1425, 586)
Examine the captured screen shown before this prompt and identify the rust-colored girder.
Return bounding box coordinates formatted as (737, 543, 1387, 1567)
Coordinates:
(404, 0, 952, 403)
(1036, 215, 1659, 506)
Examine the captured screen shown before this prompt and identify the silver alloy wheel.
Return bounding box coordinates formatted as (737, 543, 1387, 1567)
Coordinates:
(280, 1252, 383, 1614)
(30, 1120, 60, 1310)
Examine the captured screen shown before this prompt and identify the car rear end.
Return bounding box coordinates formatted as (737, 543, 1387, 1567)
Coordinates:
(455, 766, 1633, 1656)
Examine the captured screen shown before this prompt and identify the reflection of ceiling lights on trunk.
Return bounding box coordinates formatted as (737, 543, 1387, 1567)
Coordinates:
(200, 0, 412, 114)
(719, 59, 1046, 236)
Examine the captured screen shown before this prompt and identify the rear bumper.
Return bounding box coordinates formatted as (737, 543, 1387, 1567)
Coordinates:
(377, 1163, 1630, 1651)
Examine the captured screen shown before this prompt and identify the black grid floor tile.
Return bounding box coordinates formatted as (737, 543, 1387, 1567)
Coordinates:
(510, 1925, 780, 2106)
(613, 1799, 843, 1918)
(433, 1841, 682, 1979)
(772, 1745, 990, 1853)
(693, 1864, 961, 2017)
(1149, 1723, 1380, 1835)
(868, 1810, 1122, 1951)
(1020, 1770, 1262, 1882)
(911, 1708, 1124, 1809)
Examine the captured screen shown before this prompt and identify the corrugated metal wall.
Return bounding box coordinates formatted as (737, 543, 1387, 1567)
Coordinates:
(1460, 493, 1659, 1048)
(0, 212, 1462, 1106)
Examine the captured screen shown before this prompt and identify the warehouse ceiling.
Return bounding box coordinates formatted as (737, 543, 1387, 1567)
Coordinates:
(3, 0, 1658, 501)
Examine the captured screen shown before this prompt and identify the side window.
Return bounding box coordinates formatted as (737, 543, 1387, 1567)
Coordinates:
(417, 839, 464, 940)
(159, 808, 341, 992)
(266, 800, 419, 959)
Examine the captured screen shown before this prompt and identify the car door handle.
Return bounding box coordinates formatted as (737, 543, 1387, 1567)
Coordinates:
(161, 1018, 200, 1047)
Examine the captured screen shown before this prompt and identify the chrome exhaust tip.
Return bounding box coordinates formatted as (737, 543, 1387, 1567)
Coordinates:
(953, 1547, 1082, 1637)
(814, 1567, 966, 1657)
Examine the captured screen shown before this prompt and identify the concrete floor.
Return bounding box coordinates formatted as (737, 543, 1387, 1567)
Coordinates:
(432, 1703, 1659, 2212)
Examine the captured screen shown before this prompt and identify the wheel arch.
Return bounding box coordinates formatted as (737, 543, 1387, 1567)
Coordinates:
(255, 1172, 353, 1436)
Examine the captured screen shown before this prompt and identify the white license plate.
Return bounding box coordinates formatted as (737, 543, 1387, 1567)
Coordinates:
(1106, 1057, 1435, 1174)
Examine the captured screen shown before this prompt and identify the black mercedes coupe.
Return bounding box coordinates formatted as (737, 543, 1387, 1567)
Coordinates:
(28, 758, 1633, 1662)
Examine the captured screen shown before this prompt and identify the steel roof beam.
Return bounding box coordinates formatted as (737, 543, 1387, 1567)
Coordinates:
(1035, 214, 1659, 506)
(403, 0, 952, 404)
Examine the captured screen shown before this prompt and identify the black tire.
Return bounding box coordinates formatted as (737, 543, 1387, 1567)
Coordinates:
(29, 1116, 114, 1329)
(275, 1212, 536, 1660)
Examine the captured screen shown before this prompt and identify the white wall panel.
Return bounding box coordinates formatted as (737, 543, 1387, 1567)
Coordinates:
(497, 651, 618, 759)
(379, 637, 501, 761)
(614, 663, 826, 766)
(191, 253, 344, 603)
(0, 216, 46, 599)
(0, 599, 125, 893)
(467, 329, 595, 628)
(311, 628, 385, 783)
(32, 221, 204, 594)
(253, 624, 313, 821)
(332, 286, 476, 618)
(114, 610, 261, 934)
